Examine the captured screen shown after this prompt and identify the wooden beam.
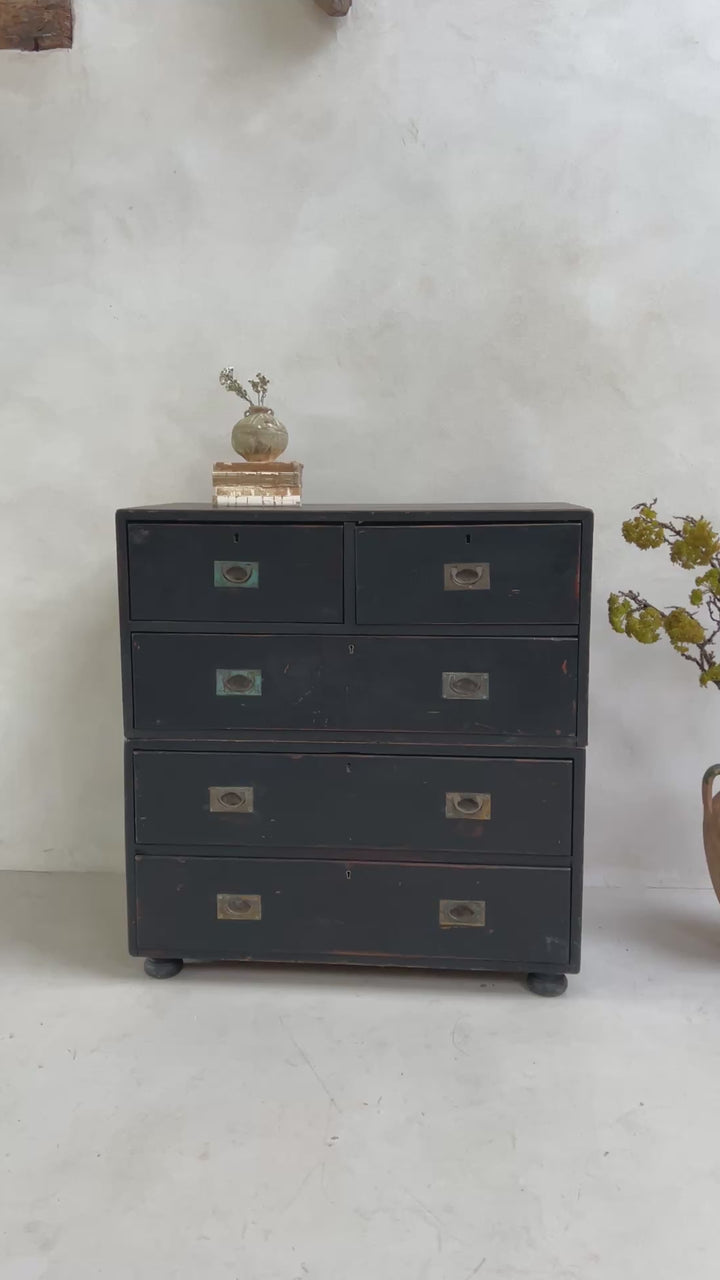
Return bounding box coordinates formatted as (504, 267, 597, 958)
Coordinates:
(0, 0, 72, 50)
(315, 0, 352, 15)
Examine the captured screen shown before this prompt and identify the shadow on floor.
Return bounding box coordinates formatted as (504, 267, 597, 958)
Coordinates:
(589, 888, 720, 966)
(184, 957, 522, 1001)
(640, 900, 720, 963)
(0, 871, 136, 980)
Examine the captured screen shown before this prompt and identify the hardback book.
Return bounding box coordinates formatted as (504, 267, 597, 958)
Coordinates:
(212, 460, 303, 507)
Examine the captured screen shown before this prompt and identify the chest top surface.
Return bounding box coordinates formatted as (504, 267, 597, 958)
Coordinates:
(118, 503, 592, 523)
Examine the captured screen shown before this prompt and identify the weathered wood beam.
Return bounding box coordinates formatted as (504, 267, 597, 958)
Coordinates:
(315, 0, 352, 15)
(0, 0, 72, 50)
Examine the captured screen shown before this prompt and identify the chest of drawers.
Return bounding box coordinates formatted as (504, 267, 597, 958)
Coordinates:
(117, 503, 592, 995)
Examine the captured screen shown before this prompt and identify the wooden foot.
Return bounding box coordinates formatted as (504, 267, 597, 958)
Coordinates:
(527, 972, 568, 997)
(144, 957, 184, 980)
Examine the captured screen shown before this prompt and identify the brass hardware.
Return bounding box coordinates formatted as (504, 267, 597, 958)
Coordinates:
(439, 899, 486, 928)
(444, 562, 490, 591)
(209, 786, 254, 813)
(216, 668, 262, 697)
(442, 671, 489, 700)
(217, 893, 262, 921)
(214, 560, 259, 588)
(445, 792, 491, 820)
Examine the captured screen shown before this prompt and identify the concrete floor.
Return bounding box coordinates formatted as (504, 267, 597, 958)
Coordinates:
(1, 874, 719, 1280)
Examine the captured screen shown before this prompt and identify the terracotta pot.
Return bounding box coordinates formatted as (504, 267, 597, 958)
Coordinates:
(702, 765, 720, 903)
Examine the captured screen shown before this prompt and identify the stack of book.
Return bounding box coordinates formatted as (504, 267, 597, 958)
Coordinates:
(212, 461, 303, 507)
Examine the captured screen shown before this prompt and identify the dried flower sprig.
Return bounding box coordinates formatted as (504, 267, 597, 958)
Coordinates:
(609, 499, 720, 689)
(219, 367, 271, 407)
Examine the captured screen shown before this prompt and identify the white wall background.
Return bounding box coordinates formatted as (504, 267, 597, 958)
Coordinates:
(1, 0, 719, 884)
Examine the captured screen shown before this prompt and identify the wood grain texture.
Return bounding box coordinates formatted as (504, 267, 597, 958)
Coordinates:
(0, 0, 72, 50)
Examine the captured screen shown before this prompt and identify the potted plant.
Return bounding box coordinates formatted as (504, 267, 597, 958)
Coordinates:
(609, 500, 720, 900)
(219, 367, 289, 463)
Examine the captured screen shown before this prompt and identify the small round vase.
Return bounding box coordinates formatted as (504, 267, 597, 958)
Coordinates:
(232, 406, 288, 462)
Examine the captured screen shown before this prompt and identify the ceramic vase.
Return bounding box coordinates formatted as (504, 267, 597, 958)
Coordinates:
(231, 406, 288, 463)
(702, 764, 720, 904)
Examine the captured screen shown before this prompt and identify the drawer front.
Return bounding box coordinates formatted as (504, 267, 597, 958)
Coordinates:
(132, 634, 578, 737)
(127, 522, 343, 622)
(356, 523, 581, 625)
(134, 751, 573, 857)
(135, 856, 571, 967)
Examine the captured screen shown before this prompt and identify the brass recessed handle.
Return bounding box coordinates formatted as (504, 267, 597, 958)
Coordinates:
(209, 786, 254, 813)
(444, 562, 490, 591)
(217, 893, 262, 921)
(445, 791, 491, 820)
(224, 564, 251, 584)
(214, 560, 259, 589)
(449, 903, 474, 920)
(439, 899, 486, 927)
(442, 671, 489, 700)
(216, 668, 262, 697)
(456, 796, 480, 814)
(225, 673, 253, 693)
(451, 675, 480, 696)
(453, 566, 480, 586)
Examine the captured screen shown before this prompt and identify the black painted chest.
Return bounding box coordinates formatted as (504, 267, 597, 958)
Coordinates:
(117, 504, 592, 994)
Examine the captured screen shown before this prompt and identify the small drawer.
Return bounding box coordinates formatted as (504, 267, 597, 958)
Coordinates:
(135, 856, 572, 968)
(127, 522, 343, 623)
(133, 751, 574, 858)
(131, 634, 578, 738)
(356, 523, 581, 625)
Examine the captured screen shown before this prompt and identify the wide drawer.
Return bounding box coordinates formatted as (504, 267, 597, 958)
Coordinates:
(127, 522, 344, 623)
(131, 634, 578, 737)
(133, 751, 574, 857)
(135, 856, 572, 968)
(356, 523, 581, 625)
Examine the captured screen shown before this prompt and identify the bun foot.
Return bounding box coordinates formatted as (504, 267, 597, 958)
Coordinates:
(527, 972, 568, 997)
(144, 957, 184, 980)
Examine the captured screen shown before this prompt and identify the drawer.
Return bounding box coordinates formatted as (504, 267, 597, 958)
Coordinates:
(356, 523, 581, 625)
(132, 634, 578, 737)
(127, 522, 343, 623)
(134, 751, 573, 858)
(135, 856, 572, 968)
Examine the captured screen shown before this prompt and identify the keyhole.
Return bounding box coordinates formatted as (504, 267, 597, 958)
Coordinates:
(346, 869, 352, 880)
(233, 533, 240, 543)
(465, 533, 471, 544)
(346, 762, 352, 774)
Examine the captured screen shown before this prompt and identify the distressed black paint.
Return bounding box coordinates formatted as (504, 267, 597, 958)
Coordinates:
(116, 504, 593, 987)
(133, 750, 573, 857)
(128, 521, 344, 623)
(131, 633, 578, 737)
(135, 856, 572, 967)
(356, 523, 581, 625)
